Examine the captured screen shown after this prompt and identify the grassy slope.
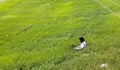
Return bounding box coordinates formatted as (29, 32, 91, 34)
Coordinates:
(0, 0, 120, 70)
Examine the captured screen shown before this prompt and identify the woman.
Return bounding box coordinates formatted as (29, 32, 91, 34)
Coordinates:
(74, 36, 86, 50)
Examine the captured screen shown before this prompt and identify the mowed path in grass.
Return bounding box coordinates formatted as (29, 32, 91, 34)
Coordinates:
(0, 0, 120, 70)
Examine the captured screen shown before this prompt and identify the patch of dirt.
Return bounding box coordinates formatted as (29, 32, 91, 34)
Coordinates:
(0, 0, 5, 2)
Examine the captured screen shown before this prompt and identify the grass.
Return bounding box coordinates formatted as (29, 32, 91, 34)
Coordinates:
(0, 0, 120, 70)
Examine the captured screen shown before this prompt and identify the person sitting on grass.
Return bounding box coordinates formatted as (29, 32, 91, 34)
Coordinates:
(73, 36, 86, 50)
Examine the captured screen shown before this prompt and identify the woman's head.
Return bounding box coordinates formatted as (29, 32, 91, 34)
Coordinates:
(79, 36, 85, 43)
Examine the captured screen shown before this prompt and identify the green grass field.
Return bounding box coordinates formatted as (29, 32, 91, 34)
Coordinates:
(0, 0, 120, 70)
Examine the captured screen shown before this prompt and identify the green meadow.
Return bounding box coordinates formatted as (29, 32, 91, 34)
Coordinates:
(0, 0, 120, 70)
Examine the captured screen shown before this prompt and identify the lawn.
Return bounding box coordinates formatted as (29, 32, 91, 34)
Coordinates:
(0, 0, 120, 70)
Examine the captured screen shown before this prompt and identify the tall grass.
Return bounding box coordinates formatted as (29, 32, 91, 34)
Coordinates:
(0, 0, 120, 70)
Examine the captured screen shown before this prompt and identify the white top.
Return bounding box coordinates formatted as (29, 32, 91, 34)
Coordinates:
(74, 41, 86, 50)
(80, 41, 86, 48)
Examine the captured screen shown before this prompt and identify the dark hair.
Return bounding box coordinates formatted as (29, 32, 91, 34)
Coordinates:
(79, 36, 85, 43)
